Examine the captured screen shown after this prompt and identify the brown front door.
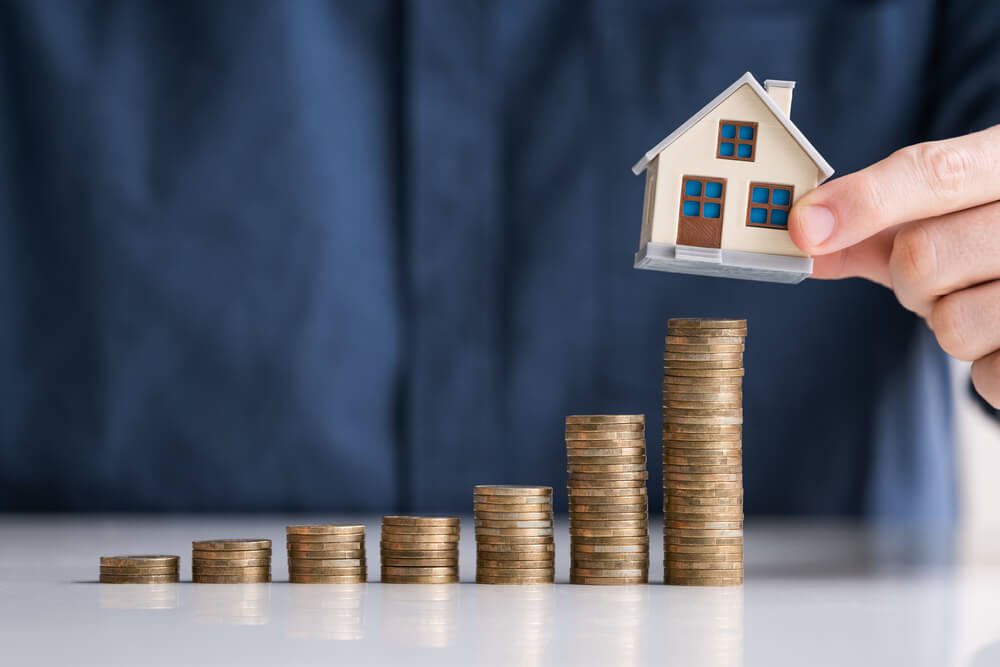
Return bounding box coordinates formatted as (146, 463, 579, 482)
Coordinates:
(677, 175, 726, 248)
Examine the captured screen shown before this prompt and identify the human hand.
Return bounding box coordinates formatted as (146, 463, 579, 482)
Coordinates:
(788, 125, 1000, 408)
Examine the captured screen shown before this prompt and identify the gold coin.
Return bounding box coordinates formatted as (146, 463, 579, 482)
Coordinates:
(474, 504, 552, 515)
(286, 542, 363, 553)
(192, 539, 271, 551)
(665, 360, 745, 371)
(373, 525, 459, 536)
(571, 534, 649, 544)
(566, 485, 648, 496)
(568, 456, 648, 468)
(477, 565, 553, 577)
(568, 471, 649, 481)
(191, 566, 271, 576)
(570, 499, 647, 510)
(473, 485, 552, 496)
(475, 551, 553, 563)
(477, 558, 553, 569)
(193, 574, 271, 584)
(570, 513, 648, 525)
(567, 477, 648, 487)
(664, 463, 743, 474)
(665, 528, 744, 538)
(666, 577, 743, 587)
(286, 524, 365, 536)
(664, 495, 742, 506)
(192, 549, 272, 560)
(381, 565, 458, 576)
(665, 335, 746, 346)
(566, 445, 647, 456)
(664, 507, 744, 520)
(291, 566, 366, 576)
(380, 574, 459, 584)
(564, 422, 645, 432)
(571, 549, 648, 560)
(381, 558, 458, 567)
(664, 535, 743, 546)
(663, 454, 742, 466)
(474, 534, 554, 545)
(99, 574, 180, 584)
(666, 543, 743, 553)
(100, 555, 180, 568)
(380, 541, 459, 552)
(286, 558, 365, 568)
(664, 345, 745, 355)
(663, 373, 743, 385)
(571, 562, 649, 574)
(663, 397, 742, 408)
(287, 549, 365, 560)
(192, 558, 271, 568)
(565, 431, 646, 441)
(472, 494, 553, 505)
(666, 416, 743, 427)
(565, 415, 644, 424)
(663, 436, 742, 447)
(664, 351, 744, 361)
(665, 369, 745, 379)
(474, 518, 551, 529)
(664, 473, 742, 483)
(664, 518, 742, 529)
(571, 543, 648, 553)
(290, 574, 367, 584)
(473, 511, 552, 521)
(664, 421, 741, 432)
(285, 533, 366, 544)
(667, 318, 746, 328)
(379, 548, 459, 558)
(99, 566, 178, 575)
(567, 463, 647, 474)
(569, 575, 648, 585)
(381, 516, 460, 527)
(475, 541, 553, 552)
(667, 554, 743, 564)
(379, 532, 460, 542)
(473, 526, 554, 537)
(476, 575, 553, 585)
(569, 527, 648, 538)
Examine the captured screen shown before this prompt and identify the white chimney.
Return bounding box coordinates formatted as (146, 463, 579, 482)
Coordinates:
(764, 79, 795, 118)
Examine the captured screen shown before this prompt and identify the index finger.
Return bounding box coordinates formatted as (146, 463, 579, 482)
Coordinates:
(788, 124, 1000, 255)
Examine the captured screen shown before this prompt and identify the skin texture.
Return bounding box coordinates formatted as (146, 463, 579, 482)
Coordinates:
(789, 124, 1000, 408)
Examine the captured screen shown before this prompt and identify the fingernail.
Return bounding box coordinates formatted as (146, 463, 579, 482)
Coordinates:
(799, 205, 836, 248)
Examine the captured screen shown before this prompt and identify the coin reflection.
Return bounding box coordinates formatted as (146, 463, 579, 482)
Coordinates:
(286, 583, 366, 640)
(474, 585, 553, 666)
(566, 586, 647, 666)
(380, 584, 458, 648)
(193, 583, 271, 625)
(98, 583, 179, 610)
(665, 588, 743, 666)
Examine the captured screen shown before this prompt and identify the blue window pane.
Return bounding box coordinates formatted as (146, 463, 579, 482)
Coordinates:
(738, 125, 754, 140)
(721, 124, 736, 139)
(737, 143, 752, 158)
(705, 182, 722, 198)
(703, 203, 721, 219)
(770, 209, 788, 226)
(772, 188, 790, 206)
(752, 187, 769, 203)
(684, 180, 702, 196)
(749, 207, 767, 224)
(683, 200, 700, 216)
(719, 142, 735, 157)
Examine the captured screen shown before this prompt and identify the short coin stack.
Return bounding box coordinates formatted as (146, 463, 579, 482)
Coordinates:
(380, 516, 460, 583)
(474, 485, 555, 584)
(566, 415, 649, 585)
(99, 555, 180, 584)
(192, 538, 272, 583)
(663, 318, 746, 586)
(287, 524, 367, 583)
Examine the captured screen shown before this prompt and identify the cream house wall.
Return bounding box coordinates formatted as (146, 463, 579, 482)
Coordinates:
(648, 84, 822, 257)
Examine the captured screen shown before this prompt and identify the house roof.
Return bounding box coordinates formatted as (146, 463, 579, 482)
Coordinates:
(631, 72, 835, 182)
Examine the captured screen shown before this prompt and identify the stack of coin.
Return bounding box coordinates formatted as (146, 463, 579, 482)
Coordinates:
(473, 485, 555, 584)
(99, 555, 180, 584)
(192, 538, 272, 584)
(566, 415, 649, 585)
(663, 318, 746, 586)
(380, 516, 460, 583)
(287, 524, 367, 584)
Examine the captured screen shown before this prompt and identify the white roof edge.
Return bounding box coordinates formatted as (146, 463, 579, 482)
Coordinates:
(631, 72, 834, 183)
(763, 79, 796, 89)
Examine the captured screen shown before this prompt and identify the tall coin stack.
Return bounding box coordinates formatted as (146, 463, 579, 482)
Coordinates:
(663, 318, 746, 586)
(380, 516, 460, 583)
(192, 539, 272, 583)
(99, 555, 180, 584)
(474, 485, 555, 584)
(566, 415, 650, 585)
(287, 524, 367, 583)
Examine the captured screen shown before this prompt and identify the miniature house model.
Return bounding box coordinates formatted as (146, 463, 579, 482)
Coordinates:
(633, 72, 834, 284)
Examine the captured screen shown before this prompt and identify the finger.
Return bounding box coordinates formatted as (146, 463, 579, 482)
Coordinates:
(809, 227, 897, 287)
(889, 200, 1000, 318)
(972, 350, 1000, 409)
(928, 280, 1000, 361)
(789, 124, 1000, 255)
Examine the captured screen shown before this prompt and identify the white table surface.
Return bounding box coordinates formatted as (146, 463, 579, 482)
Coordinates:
(2, 515, 999, 666)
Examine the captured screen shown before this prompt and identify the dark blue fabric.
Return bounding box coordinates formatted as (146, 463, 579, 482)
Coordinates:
(1, 0, 997, 516)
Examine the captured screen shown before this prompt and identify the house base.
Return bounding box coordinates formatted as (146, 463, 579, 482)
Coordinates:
(634, 242, 812, 284)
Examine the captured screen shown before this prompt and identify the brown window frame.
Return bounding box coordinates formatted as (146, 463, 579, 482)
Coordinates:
(678, 175, 727, 223)
(745, 182, 794, 230)
(716, 120, 758, 162)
